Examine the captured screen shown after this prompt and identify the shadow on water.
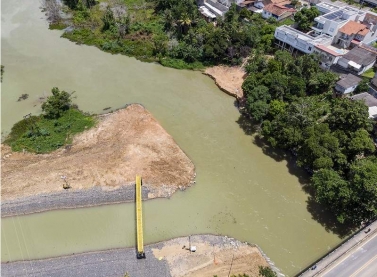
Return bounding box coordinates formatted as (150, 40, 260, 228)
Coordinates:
(236, 113, 357, 238)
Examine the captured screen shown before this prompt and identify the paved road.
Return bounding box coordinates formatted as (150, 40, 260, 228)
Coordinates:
(321, 232, 377, 277)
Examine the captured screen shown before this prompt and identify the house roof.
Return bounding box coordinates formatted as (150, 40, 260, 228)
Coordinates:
(364, 12, 377, 25)
(351, 92, 377, 107)
(342, 46, 377, 66)
(263, 4, 295, 16)
(315, 44, 343, 57)
(338, 21, 369, 36)
(206, 0, 229, 13)
(336, 73, 362, 89)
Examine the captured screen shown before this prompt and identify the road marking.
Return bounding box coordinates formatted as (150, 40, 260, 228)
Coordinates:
(349, 254, 377, 277)
(321, 232, 377, 276)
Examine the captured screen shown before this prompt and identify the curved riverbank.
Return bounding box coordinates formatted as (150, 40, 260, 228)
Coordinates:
(1, 104, 195, 216)
(1, 234, 277, 277)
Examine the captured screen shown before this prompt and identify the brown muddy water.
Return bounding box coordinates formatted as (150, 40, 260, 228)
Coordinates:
(1, 0, 342, 275)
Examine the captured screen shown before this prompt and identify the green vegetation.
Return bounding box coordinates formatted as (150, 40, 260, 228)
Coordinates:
(4, 87, 95, 153)
(56, 0, 280, 69)
(361, 68, 375, 79)
(294, 7, 320, 32)
(259, 266, 277, 277)
(243, 50, 376, 225)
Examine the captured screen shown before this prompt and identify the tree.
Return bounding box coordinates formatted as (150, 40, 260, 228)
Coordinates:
(294, 7, 320, 32)
(348, 157, 377, 223)
(347, 129, 375, 160)
(297, 124, 347, 170)
(307, 71, 337, 95)
(354, 78, 369, 94)
(41, 87, 72, 119)
(327, 98, 373, 134)
(312, 169, 351, 223)
(246, 85, 271, 121)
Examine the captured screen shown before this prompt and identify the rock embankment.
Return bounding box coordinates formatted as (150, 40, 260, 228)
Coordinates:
(2, 235, 275, 277)
(1, 104, 195, 216)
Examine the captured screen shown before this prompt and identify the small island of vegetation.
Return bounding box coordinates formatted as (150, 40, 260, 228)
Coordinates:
(4, 87, 95, 153)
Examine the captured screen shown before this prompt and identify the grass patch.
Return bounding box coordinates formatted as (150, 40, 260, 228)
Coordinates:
(5, 109, 95, 153)
(362, 68, 375, 79)
(278, 18, 295, 26)
(49, 22, 68, 30)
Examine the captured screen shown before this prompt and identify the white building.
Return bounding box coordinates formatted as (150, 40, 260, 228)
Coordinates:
(311, 7, 366, 38)
(275, 25, 333, 54)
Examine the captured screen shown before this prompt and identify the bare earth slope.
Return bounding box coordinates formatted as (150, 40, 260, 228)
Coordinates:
(1, 104, 195, 202)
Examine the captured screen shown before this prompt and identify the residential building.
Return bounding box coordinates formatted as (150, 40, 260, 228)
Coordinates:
(254, 0, 291, 10)
(314, 44, 347, 69)
(275, 25, 333, 54)
(315, 2, 341, 15)
(311, 7, 365, 37)
(337, 46, 377, 74)
(198, 6, 217, 21)
(350, 92, 377, 118)
(335, 73, 362, 94)
(262, 4, 295, 21)
(203, 0, 229, 17)
(334, 21, 370, 48)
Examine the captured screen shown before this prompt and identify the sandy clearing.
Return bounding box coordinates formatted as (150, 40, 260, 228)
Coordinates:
(152, 235, 270, 277)
(204, 66, 246, 99)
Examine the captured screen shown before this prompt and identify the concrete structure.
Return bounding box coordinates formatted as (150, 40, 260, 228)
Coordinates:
(262, 4, 295, 21)
(298, 220, 377, 277)
(315, 2, 341, 15)
(203, 0, 229, 17)
(275, 25, 333, 54)
(312, 7, 366, 37)
(337, 46, 377, 74)
(314, 44, 347, 68)
(198, 6, 217, 21)
(335, 73, 362, 94)
(351, 92, 377, 118)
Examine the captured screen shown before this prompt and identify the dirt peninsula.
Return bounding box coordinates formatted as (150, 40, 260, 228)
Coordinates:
(1, 104, 195, 215)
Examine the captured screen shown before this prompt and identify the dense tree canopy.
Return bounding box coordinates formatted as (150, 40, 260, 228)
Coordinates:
(294, 7, 320, 32)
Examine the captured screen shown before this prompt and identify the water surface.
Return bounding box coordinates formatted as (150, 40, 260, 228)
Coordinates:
(1, 1, 341, 275)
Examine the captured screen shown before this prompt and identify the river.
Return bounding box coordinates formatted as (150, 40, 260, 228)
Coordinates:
(1, 0, 342, 275)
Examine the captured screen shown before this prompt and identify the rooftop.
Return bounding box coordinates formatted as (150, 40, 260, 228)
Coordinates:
(316, 2, 341, 13)
(338, 21, 369, 36)
(276, 25, 333, 45)
(351, 92, 377, 107)
(205, 0, 229, 13)
(336, 73, 362, 88)
(263, 4, 295, 16)
(315, 44, 346, 56)
(342, 46, 377, 66)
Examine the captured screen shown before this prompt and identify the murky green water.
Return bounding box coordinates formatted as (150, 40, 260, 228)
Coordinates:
(1, 0, 341, 275)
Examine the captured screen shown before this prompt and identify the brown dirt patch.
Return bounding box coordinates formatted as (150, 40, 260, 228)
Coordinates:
(152, 236, 269, 277)
(1, 104, 195, 202)
(205, 66, 247, 99)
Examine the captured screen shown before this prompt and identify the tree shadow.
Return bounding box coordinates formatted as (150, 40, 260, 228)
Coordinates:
(235, 113, 259, 136)
(306, 197, 357, 238)
(235, 113, 359, 237)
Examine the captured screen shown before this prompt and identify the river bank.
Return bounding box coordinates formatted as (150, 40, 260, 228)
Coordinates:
(1, 104, 195, 216)
(204, 66, 246, 100)
(1, 234, 275, 277)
